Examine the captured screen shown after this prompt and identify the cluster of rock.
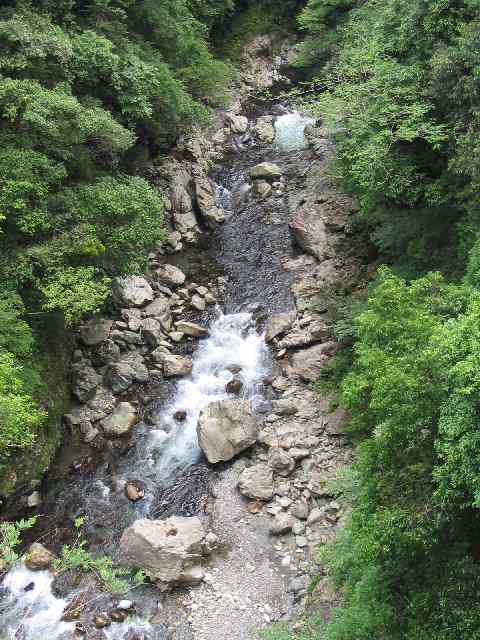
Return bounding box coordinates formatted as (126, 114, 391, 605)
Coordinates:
(64, 266, 222, 448)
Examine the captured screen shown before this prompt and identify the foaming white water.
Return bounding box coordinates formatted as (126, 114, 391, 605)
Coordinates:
(0, 565, 74, 639)
(150, 312, 269, 483)
(274, 111, 316, 152)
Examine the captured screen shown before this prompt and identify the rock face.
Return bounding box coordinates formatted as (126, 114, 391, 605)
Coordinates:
(113, 277, 154, 307)
(249, 162, 282, 180)
(289, 208, 330, 261)
(238, 464, 274, 501)
(197, 399, 258, 464)
(25, 543, 55, 571)
(265, 311, 296, 343)
(101, 402, 138, 437)
(120, 517, 207, 587)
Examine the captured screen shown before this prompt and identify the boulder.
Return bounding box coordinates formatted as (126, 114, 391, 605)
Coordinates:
(271, 399, 298, 416)
(120, 516, 207, 587)
(289, 342, 338, 381)
(238, 464, 274, 501)
(113, 277, 154, 308)
(197, 399, 257, 464)
(144, 296, 171, 318)
(25, 543, 55, 571)
(152, 351, 192, 377)
(155, 265, 186, 288)
(191, 294, 206, 312)
(269, 512, 295, 536)
(253, 181, 272, 199)
(104, 354, 148, 394)
(226, 114, 249, 134)
(268, 448, 295, 477)
(79, 319, 113, 347)
(194, 178, 225, 227)
(175, 321, 209, 337)
(124, 480, 145, 502)
(265, 311, 296, 343)
(174, 410, 187, 422)
(226, 379, 243, 395)
(71, 364, 99, 403)
(93, 339, 121, 366)
(140, 318, 163, 347)
(101, 402, 138, 437)
(254, 116, 275, 144)
(289, 207, 331, 261)
(248, 162, 282, 180)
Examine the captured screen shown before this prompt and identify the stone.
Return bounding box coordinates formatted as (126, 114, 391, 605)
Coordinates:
(296, 535, 308, 548)
(26, 490, 42, 508)
(271, 399, 298, 416)
(307, 508, 324, 526)
(292, 520, 306, 536)
(254, 116, 275, 144)
(226, 379, 243, 395)
(194, 178, 225, 226)
(265, 311, 296, 343)
(191, 294, 206, 312)
(93, 339, 121, 366)
(169, 331, 184, 342)
(120, 516, 207, 587)
(101, 402, 138, 437)
(289, 342, 338, 381)
(269, 513, 294, 536)
(113, 277, 154, 308)
(71, 364, 99, 403)
(104, 355, 148, 394)
(152, 351, 192, 377)
(226, 114, 249, 134)
(290, 447, 310, 461)
(109, 609, 127, 623)
(144, 296, 171, 317)
(238, 464, 274, 501)
(125, 480, 145, 502)
(269, 448, 295, 476)
(249, 162, 282, 180)
(254, 181, 272, 199)
(79, 319, 113, 347)
(197, 399, 257, 464)
(289, 207, 331, 261)
(175, 321, 209, 337)
(290, 500, 309, 520)
(325, 406, 349, 435)
(140, 318, 162, 347)
(25, 543, 54, 570)
(155, 265, 186, 288)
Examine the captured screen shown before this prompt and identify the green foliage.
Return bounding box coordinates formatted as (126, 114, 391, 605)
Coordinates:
(0, 517, 37, 570)
(54, 517, 146, 594)
(0, 352, 46, 458)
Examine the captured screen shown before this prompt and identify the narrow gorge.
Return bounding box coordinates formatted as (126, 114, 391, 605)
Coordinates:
(0, 35, 368, 640)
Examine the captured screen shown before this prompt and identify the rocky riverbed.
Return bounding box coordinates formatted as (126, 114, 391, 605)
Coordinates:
(0, 35, 369, 640)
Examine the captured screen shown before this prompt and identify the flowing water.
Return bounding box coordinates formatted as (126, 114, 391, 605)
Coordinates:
(0, 107, 314, 640)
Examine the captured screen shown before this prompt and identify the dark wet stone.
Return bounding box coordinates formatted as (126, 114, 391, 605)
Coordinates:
(174, 410, 187, 422)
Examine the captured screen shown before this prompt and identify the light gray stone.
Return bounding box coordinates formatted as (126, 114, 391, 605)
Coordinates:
(113, 277, 154, 308)
(101, 402, 138, 437)
(238, 464, 274, 501)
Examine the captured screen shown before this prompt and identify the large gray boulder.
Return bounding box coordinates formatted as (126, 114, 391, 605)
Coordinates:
(144, 296, 171, 318)
(101, 402, 138, 437)
(226, 113, 248, 134)
(197, 399, 257, 464)
(265, 311, 296, 343)
(289, 207, 330, 261)
(120, 516, 207, 587)
(104, 353, 148, 394)
(238, 464, 274, 501)
(249, 162, 282, 180)
(113, 277, 154, 308)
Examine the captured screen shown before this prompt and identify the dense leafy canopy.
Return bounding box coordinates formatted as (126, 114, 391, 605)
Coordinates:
(0, 0, 234, 458)
(292, 1, 480, 638)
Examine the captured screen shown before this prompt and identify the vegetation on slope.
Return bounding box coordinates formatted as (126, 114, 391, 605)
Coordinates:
(0, 0, 235, 486)
(284, 1, 480, 638)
